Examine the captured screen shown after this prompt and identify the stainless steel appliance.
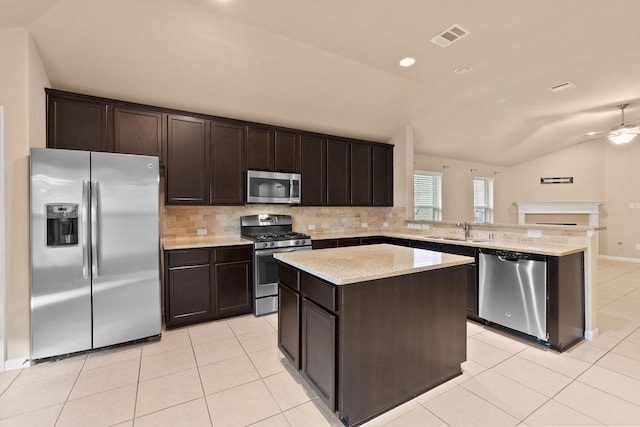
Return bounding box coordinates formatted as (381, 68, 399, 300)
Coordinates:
(246, 170, 301, 204)
(478, 248, 547, 341)
(30, 148, 161, 360)
(240, 214, 311, 315)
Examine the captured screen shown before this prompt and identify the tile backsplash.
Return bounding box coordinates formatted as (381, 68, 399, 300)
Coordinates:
(162, 205, 407, 238)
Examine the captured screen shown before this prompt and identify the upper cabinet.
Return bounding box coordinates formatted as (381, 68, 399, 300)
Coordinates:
(46, 89, 166, 164)
(300, 135, 326, 206)
(45, 89, 393, 207)
(372, 144, 394, 206)
(246, 125, 299, 173)
(113, 107, 164, 160)
(211, 121, 245, 205)
(166, 115, 209, 205)
(47, 93, 109, 152)
(350, 141, 372, 206)
(326, 138, 350, 206)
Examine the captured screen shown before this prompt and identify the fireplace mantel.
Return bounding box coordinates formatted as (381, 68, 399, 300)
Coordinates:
(514, 202, 603, 227)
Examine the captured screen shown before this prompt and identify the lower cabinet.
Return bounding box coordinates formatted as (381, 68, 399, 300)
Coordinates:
(301, 298, 336, 410)
(164, 245, 253, 328)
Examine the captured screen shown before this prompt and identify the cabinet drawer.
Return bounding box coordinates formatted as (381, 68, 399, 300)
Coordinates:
(216, 245, 253, 263)
(279, 263, 300, 291)
(167, 249, 210, 267)
(301, 272, 336, 313)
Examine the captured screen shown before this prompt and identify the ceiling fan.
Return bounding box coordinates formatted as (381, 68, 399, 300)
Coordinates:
(608, 103, 640, 144)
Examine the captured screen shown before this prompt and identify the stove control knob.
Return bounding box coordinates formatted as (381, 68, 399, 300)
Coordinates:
(270, 242, 276, 247)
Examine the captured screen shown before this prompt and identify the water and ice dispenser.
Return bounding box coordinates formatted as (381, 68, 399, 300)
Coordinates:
(46, 204, 79, 246)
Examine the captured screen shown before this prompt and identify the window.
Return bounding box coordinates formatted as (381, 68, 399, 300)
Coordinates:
(414, 171, 442, 220)
(473, 177, 494, 223)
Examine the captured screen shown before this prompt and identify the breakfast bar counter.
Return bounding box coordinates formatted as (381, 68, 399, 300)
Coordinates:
(275, 244, 474, 427)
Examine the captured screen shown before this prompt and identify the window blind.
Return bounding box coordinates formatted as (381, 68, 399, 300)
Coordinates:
(414, 171, 442, 220)
(473, 177, 494, 223)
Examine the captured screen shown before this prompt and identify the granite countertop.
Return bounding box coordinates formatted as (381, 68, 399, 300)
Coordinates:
(308, 231, 587, 257)
(162, 235, 252, 250)
(274, 243, 474, 285)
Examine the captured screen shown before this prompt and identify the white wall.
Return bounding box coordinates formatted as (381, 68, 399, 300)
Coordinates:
(0, 28, 49, 364)
(602, 141, 640, 259)
(413, 153, 507, 222)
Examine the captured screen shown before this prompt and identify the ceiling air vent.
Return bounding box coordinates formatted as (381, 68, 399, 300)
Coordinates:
(548, 81, 577, 93)
(430, 25, 470, 48)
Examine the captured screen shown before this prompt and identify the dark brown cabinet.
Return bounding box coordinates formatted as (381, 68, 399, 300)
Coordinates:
(211, 121, 245, 204)
(246, 126, 299, 173)
(274, 130, 299, 172)
(326, 139, 350, 205)
(372, 144, 393, 206)
(246, 125, 274, 171)
(113, 107, 165, 162)
(350, 142, 372, 206)
(214, 245, 253, 317)
(164, 245, 253, 328)
(300, 135, 326, 205)
(278, 263, 301, 369)
(165, 249, 213, 327)
(302, 298, 336, 411)
(166, 115, 210, 205)
(47, 93, 109, 152)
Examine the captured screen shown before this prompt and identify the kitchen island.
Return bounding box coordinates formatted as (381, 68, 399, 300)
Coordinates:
(275, 244, 474, 427)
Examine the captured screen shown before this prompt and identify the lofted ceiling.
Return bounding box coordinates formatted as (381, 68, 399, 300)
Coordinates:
(2, 0, 640, 166)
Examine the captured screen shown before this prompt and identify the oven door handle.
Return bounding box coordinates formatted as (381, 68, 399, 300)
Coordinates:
(255, 246, 312, 256)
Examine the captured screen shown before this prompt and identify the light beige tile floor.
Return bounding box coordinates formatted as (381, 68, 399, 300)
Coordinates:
(2, 259, 640, 426)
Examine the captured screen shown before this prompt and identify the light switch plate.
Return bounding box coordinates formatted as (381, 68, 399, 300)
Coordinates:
(361, 222, 368, 228)
(197, 228, 207, 236)
(382, 222, 389, 228)
(308, 224, 316, 230)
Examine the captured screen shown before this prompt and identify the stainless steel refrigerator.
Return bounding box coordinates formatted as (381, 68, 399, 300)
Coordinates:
(30, 148, 161, 360)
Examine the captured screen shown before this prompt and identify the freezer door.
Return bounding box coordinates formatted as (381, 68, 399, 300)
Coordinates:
(30, 148, 92, 359)
(90, 152, 161, 348)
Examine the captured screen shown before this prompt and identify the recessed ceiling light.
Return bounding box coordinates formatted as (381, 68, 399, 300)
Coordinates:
(454, 65, 472, 74)
(399, 57, 416, 67)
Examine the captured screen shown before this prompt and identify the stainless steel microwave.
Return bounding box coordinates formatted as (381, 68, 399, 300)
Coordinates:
(246, 170, 301, 204)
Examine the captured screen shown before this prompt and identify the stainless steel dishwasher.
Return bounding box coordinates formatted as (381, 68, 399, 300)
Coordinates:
(478, 249, 547, 341)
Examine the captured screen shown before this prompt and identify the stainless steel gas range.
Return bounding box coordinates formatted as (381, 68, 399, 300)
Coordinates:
(240, 214, 312, 316)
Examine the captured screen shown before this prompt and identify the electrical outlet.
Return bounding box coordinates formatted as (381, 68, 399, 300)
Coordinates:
(197, 228, 207, 236)
(382, 222, 389, 228)
(308, 224, 316, 230)
(361, 222, 368, 228)
(631, 202, 636, 209)
(527, 229, 542, 238)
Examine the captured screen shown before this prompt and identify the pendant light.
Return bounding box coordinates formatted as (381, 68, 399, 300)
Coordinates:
(608, 104, 639, 144)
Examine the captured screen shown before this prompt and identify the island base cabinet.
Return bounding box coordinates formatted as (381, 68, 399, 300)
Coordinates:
(278, 283, 300, 369)
(301, 298, 336, 411)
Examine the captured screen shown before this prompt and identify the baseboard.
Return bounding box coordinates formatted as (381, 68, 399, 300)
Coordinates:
(584, 328, 598, 341)
(4, 357, 30, 371)
(599, 255, 640, 264)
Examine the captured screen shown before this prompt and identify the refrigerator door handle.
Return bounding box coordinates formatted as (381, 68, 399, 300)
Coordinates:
(82, 180, 91, 279)
(91, 180, 100, 277)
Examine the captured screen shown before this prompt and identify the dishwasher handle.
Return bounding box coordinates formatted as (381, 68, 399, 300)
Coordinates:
(498, 255, 520, 262)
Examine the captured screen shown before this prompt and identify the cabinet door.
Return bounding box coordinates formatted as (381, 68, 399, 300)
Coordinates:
(211, 121, 245, 204)
(47, 95, 109, 152)
(350, 141, 372, 205)
(274, 130, 299, 173)
(326, 139, 350, 206)
(167, 264, 212, 327)
(246, 125, 274, 171)
(278, 283, 300, 368)
(372, 144, 393, 206)
(301, 298, 336, 411)
(215, 260, 253, 318)
(337, 238, 360, 247)
(300, 135, 326, 205)
(113, 107, 164, 163)
(312, 239, 338, 250)
(166, 115, 210, 204)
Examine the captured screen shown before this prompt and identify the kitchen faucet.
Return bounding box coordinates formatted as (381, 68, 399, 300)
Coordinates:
(456, 221, 469, 240)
